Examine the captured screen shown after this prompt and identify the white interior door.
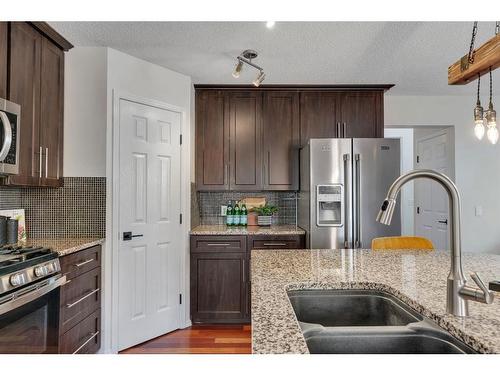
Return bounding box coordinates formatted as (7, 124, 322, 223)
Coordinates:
(415, 130, 453, 250)
(118, 98, 182, 350)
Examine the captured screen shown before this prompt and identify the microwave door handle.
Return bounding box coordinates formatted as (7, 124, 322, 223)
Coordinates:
(0, 275, 66, 315)
(0, 111, 12, 162)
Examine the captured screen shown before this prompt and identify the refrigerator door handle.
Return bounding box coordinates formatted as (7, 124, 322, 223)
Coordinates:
(343, 153, 350, 248)
(354, 153, 361, 248)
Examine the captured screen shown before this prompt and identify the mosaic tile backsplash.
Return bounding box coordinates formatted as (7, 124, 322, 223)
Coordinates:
(196, 191, 297, 226)
(0, 177, 105, 239)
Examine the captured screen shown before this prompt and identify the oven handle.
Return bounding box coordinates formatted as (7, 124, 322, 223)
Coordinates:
(0, 275, 66, 315)
(0, 111, 12, 162)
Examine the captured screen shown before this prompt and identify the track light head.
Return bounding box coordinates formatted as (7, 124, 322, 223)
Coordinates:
(253, 71, 266, 87)
(232, 60, 243, 78)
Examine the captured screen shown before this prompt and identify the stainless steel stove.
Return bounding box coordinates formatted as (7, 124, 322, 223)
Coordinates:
(0, 245, 65, 353)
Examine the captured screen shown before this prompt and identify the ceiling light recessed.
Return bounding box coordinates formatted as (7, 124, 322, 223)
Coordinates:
(266, 21, 275, 29)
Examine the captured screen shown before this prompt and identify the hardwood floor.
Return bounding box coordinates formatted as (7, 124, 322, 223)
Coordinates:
(119, 325, 252, 354)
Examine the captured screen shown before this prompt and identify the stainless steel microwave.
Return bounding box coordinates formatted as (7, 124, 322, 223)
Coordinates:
(0, 98, 20, 175)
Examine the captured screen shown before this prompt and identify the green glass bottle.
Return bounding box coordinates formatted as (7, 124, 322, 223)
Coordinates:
(226, 200, 233, 226)
(241, 204, 248, 226)
(233, 203, 241, 226)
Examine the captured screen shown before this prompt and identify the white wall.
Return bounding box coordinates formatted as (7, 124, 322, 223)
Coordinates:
(384, 127, 414, 235)
(385, 95, 500, 254)
(64, 47, 107, 176)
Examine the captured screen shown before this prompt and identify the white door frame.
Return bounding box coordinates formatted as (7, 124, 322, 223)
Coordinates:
(106, 90, 191, 353)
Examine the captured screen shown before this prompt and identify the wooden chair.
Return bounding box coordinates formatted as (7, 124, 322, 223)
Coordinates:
(371, 236, 434, 251)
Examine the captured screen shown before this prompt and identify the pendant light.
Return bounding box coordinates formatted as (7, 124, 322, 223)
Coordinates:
(485, 67, 498, 144)
(473, 73, 485, 140)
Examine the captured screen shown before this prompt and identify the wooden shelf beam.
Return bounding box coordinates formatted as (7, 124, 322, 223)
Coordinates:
(448, 34, 500, 85)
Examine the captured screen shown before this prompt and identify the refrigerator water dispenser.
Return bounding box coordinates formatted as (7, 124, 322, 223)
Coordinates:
(316, 184, 343, 226)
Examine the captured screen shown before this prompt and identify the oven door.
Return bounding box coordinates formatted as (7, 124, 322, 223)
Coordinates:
(0, 275, 66, 354)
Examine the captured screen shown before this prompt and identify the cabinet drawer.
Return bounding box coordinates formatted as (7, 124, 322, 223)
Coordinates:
(60, 267, 101, 334)
(59, 309, 100, 354)
(248, 235, 304, 250)
(60, 245, 101, 279)
(191, 235, 246, 253)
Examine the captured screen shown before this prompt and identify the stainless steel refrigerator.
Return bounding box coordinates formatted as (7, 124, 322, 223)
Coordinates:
(298, 138, 401, 249)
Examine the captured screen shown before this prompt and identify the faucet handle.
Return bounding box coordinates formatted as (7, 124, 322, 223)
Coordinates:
(470, 272, 495, 304)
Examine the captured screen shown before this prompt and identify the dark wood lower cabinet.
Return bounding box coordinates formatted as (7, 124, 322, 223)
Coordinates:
(58, 245, 102, 354)
(190, 233, 304, 324)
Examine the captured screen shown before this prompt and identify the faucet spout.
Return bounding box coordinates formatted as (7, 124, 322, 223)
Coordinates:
(376, 169, 494, 317)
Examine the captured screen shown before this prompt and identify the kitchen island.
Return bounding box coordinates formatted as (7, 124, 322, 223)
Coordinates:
(251, 249, 500, 354)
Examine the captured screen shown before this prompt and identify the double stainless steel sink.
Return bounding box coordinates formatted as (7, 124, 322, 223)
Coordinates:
(288, 289, 476, 354)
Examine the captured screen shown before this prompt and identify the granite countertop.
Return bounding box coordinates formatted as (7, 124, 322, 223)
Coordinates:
(251, 249, 500, 354)
(21, 237, 105, 257)
(190, 224, 305, 236)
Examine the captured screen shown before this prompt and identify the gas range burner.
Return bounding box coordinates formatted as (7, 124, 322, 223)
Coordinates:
(0, 245, 45, 256)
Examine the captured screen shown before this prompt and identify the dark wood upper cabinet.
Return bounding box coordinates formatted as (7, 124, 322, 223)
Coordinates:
(263, 91, 299, 190)
(39, 37, 64, 186)
(340, 91, 383, 138)
(7, 22, 42, 186)
(0, 22, 8, 98)
(299, 92, 340, 147)
(2, 22, 70, 187)
(228, 91, 263, 190)
(195, 85, 389, 191)
(195, 90, 229, 190)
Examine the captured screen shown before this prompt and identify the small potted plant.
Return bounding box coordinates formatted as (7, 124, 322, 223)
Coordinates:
(252, 204, 279, 226)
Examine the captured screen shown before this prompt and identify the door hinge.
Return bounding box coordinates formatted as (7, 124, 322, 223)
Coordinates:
(416, 155, 420, 163)
(179, 294, 182, 304)
(416, 206, 420, 214)
(180, 134, 183, 145)
(179, 213, 183, 224)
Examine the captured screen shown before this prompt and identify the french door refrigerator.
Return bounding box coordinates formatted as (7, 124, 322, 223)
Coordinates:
(298, 138, 401, 249)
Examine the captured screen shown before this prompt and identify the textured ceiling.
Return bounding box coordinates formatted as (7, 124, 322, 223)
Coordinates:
(49, 21, 500, 95)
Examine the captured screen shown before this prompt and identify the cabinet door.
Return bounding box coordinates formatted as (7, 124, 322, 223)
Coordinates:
(228, 91, 263, 190)
(195, 90, 229, 190)
(340, 91, 383, 138)
(299, 92, 340, 147)
(7, 22, 42, 186)
(190, 252, 249, 323)
(262, 92, 299, 191)
(0, 22, 7, 98)
(39, 36, 64, 187)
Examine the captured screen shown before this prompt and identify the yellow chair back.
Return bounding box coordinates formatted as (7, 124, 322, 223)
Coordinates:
(371, 236, 434, 251)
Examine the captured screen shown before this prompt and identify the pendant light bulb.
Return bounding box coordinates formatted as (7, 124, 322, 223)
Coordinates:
(474, 120, 485, 140)
(253, 70, 265, 87)
(232, 60, 243, 78)
(473, 73, 485, 140)
(487, 125, 499, 144)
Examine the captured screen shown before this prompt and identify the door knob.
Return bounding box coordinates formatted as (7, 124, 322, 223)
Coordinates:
(123, 232, 144, 241)
(437, 219, 448, 225)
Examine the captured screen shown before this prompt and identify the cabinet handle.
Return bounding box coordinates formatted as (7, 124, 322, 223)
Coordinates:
(45, 147, 48, 178)
(263, 243, 287, 246)
(39, 147, 43, 178)
(224, 163, 229, 184)
(72, 331, 100, 354)
(74, 258, 95, 268)
(336, 122, 341, 137)
(206, 243, 231, 247)
(343, 122, 347, 138)
(242, 259, 245, 283)
(66, 288, 100, 309)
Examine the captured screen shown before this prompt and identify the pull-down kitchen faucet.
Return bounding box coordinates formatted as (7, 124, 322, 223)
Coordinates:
(376, 169, 494, 317)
